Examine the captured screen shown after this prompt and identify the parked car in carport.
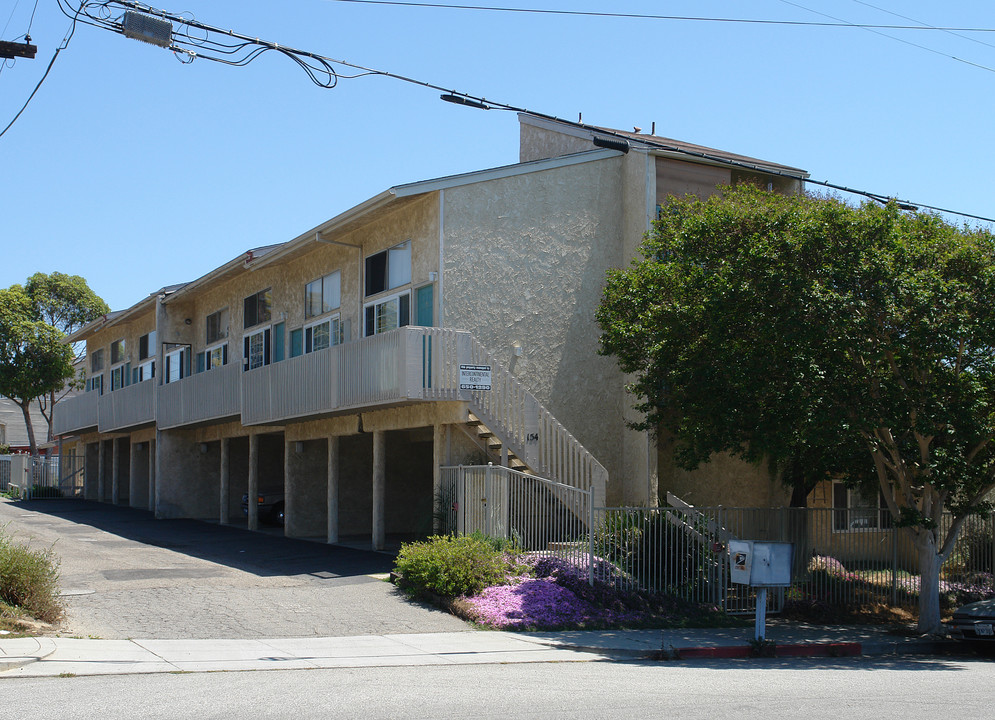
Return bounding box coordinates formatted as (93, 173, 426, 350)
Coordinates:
(241, 490, 285, 525)
(949, 598, 995, 649)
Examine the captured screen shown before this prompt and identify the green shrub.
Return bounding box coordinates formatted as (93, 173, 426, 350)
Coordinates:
(29, 485, 63, 499)
(0, 528, 64, 623)
(394, 534, 516, 598)
(593, 510, 720, 592)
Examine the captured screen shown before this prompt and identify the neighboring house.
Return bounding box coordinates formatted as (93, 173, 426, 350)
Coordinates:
(53, 114, 808, 547)
(0, 396, 56, 455)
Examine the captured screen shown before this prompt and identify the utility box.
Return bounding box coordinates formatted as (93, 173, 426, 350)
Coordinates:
(728, 540, 793, 587)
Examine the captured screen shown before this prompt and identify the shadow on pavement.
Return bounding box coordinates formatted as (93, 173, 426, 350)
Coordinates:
(6, 499, 398, 581)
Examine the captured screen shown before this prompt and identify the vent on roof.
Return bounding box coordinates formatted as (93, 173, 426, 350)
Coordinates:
(122, 10, 173, 48)
(592, 135, 629, 154)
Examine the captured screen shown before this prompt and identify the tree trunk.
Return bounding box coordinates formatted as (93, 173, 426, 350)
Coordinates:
(915, 531, 944, 634)
(17, 399, 39, 457)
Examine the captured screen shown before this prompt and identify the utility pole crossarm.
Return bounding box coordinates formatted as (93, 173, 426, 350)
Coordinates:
(0, 40, 37, 60)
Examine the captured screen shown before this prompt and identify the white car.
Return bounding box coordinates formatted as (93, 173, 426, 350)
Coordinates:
(949, 598, 995, 648)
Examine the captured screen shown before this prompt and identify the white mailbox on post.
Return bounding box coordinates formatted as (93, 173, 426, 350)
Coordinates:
(728, 541, 793, 587)
(728, 540, 793, 642)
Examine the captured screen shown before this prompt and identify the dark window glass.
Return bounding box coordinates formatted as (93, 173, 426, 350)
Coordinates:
(365, 252, 387, 297)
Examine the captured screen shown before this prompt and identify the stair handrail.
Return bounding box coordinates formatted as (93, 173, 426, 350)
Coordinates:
(465, 336, 608, 506)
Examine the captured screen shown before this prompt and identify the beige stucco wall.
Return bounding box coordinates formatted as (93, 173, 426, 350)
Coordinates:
(84, 307, 156, 388)
(520, 123, 596, 162)
(442, 154, 640, 504)
(657, 436, 792, 509)
(162, 194, 440, 369)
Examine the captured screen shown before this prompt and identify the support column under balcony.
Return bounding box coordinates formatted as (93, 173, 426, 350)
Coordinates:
(149, 440, 156, 512)
(97, 440, 105, 502)
(284, 439, 293, 537)
(372, 430, 385, 551)
(111, 438, 120, 505)
(248, 433, 259, 531)
(219, 437, 230, 525)
(433, 424, 444, 534)
(147, 439, 155, 513)
(327, 436, 339, 544)
(129, 441, 139, 508)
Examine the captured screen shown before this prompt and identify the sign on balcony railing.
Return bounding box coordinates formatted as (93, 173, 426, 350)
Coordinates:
(459, 364, 492, 391)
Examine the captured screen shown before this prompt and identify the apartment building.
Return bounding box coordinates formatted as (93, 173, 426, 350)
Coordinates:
(53, 114, 808, 547)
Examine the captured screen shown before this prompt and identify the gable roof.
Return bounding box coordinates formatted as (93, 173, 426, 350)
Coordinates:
(519, 113, 809, 179)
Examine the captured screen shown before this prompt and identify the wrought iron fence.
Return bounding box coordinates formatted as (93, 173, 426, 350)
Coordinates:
(440, 465, 594, 583)
(439, 466, 995, 615)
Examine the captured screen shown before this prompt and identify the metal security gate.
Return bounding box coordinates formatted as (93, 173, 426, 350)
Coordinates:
(0, 456, 11, 493)
(0, 454, 85, 499)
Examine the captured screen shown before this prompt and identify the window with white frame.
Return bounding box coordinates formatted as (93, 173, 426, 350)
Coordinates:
(165, 348, 187, 384)
(243, 327, 270, 371)
(364, 291, 410, 337)
(206, 342, 228, 369)
(305, 271, 341, 319)
(364, 242, 411, 297)
(90, 348, 105, 373)
(110, 365, 127, 391)
(832, 481, 892, 531)
(137, 360, 155, 382)
(86, 374, 103, 394)
(305, 316, 342, 353)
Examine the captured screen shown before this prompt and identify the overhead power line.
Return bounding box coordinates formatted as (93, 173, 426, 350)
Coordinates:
(44, 0, 995, 225)
(0, 8, 80, 139)
(776, 0, 995, 74)
(325, 0, 995, 32)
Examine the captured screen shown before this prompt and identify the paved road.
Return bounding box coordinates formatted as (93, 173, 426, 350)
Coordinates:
(0, 499, 469, 639)
(2, 655, 994, 720)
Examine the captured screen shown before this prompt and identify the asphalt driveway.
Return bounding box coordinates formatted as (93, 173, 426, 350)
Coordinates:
(0, 499, 469, 640)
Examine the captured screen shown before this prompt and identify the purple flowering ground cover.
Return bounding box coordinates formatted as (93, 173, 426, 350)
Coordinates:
(459, 553, 738, 631)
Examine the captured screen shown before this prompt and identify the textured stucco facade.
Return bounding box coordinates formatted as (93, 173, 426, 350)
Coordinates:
(55, 113, 810, 545)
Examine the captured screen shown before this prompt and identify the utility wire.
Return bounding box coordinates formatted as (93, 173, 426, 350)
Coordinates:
(2, 1, 22, 39)
(850, 0, 995, 51)
(326, 0, 995, 32)
(45, 0, 995, 225)
(0, 11, 79, 139)
(777, 0, 995, 74)
(26, 0, 40, 36)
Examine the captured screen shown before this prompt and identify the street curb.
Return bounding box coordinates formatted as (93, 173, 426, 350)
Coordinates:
(547, 638, 950, 661)
(675, 642, 862, 659)
(0, 637, 57, 672)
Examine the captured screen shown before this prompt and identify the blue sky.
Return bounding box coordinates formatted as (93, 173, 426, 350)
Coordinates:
(2, 1, 993, 311)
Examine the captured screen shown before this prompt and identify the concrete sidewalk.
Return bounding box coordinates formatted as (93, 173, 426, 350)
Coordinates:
(1, 624, 952, 677)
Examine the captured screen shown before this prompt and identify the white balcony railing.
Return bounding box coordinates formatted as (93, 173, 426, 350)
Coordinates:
(99, 380, 155, 432)
(56, 326, 607, 500)
(241, 326, 445, 425)
(157, 361, 241, 430)
(52, 391, 99, 436)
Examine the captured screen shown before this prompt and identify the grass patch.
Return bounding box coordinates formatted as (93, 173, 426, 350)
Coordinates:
(0, 526, 64, 626)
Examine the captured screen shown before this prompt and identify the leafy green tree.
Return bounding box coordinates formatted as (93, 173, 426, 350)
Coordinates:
(0, 287, 75, 456)
(23, 272, 108, 442)
(597, 184, 995, 633)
